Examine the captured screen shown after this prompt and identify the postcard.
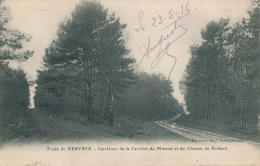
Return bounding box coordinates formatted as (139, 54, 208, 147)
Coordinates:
(0, 0, 259, 165)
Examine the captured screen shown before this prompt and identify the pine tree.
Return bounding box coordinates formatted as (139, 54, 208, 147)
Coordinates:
(35, 1, 136, 119)
(0, 0, 33, 64)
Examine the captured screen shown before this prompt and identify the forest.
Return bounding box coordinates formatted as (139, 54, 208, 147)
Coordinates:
(0, 0, 259, 142)
(0, 1, 182, 141)
(180, 2, 259, 130)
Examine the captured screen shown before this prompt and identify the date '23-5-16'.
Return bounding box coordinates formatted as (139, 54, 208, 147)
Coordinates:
(134, 2, 190, 32)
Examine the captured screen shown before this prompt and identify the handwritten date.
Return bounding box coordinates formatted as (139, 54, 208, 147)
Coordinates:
(134, 2, 190, 32)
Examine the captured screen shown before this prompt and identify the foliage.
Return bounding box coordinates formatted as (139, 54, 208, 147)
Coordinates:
(0, 0, 33, 64)
(118, 72, 183, 120)
(0, 1, 34, 140)
(35, 1, 136, 119)
(0, 64, 31, 139)
(181, 4, 259, 129)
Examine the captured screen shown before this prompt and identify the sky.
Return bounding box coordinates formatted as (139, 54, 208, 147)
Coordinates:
(3, 0, 252, 107)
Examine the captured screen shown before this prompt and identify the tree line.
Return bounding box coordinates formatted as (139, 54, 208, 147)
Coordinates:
(0, 0, 35, 138)
(181, 2, 259, 129)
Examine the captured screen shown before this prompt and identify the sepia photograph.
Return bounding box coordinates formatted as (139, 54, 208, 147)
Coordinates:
(0, 0, 259, 165)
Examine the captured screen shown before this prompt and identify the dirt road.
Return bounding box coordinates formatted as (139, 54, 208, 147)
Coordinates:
(156, 121, 259, 145)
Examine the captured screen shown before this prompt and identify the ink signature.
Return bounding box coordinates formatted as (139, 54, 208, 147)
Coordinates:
(138, 13, 190, 78)
(135, 2, 191, 78)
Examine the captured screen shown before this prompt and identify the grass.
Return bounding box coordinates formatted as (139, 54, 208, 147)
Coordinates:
(0, 109, 186, 146)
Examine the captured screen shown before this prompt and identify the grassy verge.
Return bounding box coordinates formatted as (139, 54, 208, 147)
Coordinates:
(0, 109, 187, 145)
(96, 115, 188, 141)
